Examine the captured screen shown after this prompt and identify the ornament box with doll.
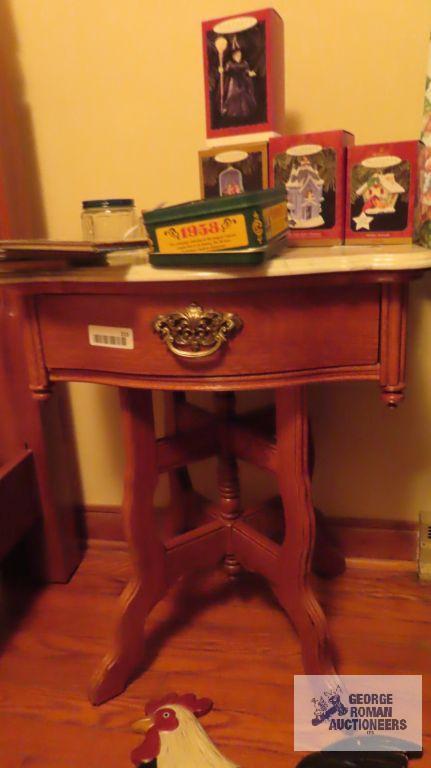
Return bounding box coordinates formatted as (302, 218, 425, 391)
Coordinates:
(199, 141, 268, 199)
(269, 130, 354, 246)
(202, 8, 284, 142)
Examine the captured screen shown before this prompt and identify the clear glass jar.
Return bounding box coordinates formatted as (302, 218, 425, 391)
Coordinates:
(81, 198, 144, 242)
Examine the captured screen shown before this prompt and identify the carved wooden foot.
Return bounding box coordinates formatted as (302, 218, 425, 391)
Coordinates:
(274, 586, 336, 674)
(89, 578, 165, 705)
(89, 389, 167, 704)
(274, 386, 336, 675)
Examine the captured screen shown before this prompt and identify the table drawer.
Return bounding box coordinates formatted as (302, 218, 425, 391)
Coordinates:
(36, 284, 380, 378)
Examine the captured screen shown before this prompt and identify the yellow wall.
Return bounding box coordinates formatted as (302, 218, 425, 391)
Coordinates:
(5, 0, 431, 519)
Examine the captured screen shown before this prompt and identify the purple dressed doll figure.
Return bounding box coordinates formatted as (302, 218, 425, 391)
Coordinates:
(222, 49, 257, 120)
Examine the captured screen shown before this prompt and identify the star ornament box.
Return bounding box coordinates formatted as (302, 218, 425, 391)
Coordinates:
(269, 130, 354, 246)
(345, 141, 423, 245)
(202, 8, 284, 140)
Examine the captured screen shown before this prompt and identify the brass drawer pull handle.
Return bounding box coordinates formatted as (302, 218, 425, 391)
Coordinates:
(153, 302, 243, 359)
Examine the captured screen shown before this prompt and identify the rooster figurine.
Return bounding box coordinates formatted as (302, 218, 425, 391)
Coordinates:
(131, 693, 239, 768)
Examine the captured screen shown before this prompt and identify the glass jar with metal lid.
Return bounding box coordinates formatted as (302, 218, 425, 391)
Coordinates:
(81, 198, 144, 242)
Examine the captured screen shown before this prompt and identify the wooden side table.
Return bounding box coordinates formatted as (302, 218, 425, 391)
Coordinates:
(4, 244, 430, 704)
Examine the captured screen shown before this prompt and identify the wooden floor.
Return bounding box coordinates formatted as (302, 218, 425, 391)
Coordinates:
(0, 545, 430, 768)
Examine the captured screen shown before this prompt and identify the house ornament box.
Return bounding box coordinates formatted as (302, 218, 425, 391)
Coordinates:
(345, 141, 423, 245)
(202, 8, 284, 141)
(269, 130, 354, 246)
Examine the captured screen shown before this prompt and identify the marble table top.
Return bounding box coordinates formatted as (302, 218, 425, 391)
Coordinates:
(2, 243, 431, 284)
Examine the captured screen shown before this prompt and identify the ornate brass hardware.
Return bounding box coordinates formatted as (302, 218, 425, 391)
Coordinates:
(153, 302, 243, 359)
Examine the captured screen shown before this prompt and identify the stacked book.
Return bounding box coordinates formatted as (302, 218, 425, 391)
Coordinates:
(0, 239, 150, 274)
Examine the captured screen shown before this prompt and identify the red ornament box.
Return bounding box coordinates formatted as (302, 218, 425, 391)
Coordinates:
(202, 8, 284, 141)
(269, 130, 353, 246)
(345, 141, 422, 245)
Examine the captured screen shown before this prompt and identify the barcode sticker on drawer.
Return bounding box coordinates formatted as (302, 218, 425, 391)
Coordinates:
(88, 325, 134, 349)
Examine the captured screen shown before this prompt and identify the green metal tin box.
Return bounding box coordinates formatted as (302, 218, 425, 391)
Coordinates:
(143, 189, 288, 266)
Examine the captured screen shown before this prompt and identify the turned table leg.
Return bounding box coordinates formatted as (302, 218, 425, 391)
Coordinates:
(214, 392, 242, 579)
(273, 386, 336, 675)
(89, 389, 167, 705)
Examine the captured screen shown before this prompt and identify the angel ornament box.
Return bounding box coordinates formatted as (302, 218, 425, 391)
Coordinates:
(199, 142, 268, 199)
(345, 141, 422, 244)
(202, 9, 284, 141)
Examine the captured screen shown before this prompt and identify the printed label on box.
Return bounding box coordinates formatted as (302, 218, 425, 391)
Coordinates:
(155, 214, 249, 253)
(263, 202, 287, 239)
(88, 325, 134, 349)
(294, 675, 422, 753)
